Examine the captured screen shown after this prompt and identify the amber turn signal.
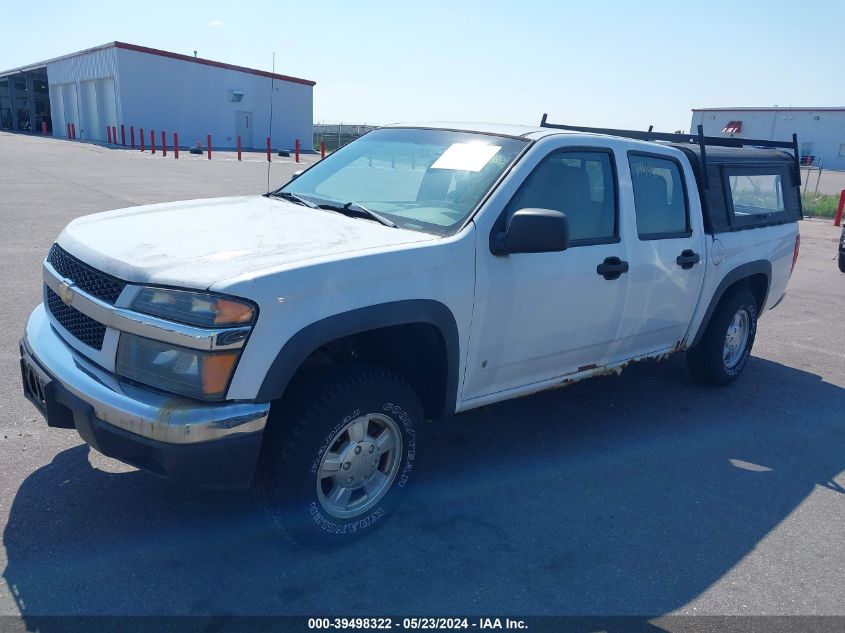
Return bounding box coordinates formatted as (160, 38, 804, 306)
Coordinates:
(201, 352, 239, 397)
(214, 298, 255, 326)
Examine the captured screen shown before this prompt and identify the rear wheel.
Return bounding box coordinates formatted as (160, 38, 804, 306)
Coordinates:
(254, 363, 423, 547)
(838, 252, 845, 273)
(687, 288, 758, 386)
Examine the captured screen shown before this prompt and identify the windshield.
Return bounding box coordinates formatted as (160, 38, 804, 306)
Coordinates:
(278, 128, 528, 235)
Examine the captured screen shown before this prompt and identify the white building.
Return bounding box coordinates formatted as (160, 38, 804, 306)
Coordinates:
(0, 41, 315, 150)
(691, 107, 845, 171)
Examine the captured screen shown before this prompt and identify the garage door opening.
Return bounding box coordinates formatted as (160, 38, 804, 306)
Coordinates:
(0, 67, 49, 134)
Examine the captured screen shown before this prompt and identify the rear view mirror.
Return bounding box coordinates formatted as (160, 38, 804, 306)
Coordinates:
(491, 208, 570, 255)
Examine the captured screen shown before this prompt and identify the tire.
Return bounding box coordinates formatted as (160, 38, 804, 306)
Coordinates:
(838, 252, 845, 273)
(686, 287, 758, 386)
(254, 362, 423, 547)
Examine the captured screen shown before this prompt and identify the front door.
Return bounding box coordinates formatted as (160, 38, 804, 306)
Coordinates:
(462, 146, 631, 403)
(236, 111, 253, 148)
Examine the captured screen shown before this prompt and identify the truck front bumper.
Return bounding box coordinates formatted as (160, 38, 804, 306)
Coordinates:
(20, 304, 270, 489)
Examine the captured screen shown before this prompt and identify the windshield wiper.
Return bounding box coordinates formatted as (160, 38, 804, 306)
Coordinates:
(271, 192, 397, 228)
(319, 201, 397, 228)
(268, 191, 319, 208)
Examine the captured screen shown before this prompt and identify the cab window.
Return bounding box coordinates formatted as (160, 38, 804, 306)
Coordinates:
(628, 153, 690, 239)
(504, 149, 617, 244)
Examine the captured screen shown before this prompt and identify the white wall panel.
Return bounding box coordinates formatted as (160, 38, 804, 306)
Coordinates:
(691, 109, 845, 171)
(115, 47, 312, 152)
(47, 46, 120, 139)
(41, 44, 313, 153)
(47, 47, 118, 85)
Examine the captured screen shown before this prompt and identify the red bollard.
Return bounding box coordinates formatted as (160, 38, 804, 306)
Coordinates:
(173, 132, 179, 159)
(237, 136, 242, 161)
(41, 121, 48, 134)
(295, 138, 300, 163)
(266, 137, 271, 162)
(161, 130, 167, 157)
(150, 129, 156, 154)
(130, 126, 135, 149)
(207, 134, 212, 160)
(120, 124, 126, 146)
(834, 189, 845, 227)
(320, 141, 325, 159)
(66, 123, 71, 139)
(140, 128, 145, 152)
(70, 123, 76, 139)
(107, 127, 112, 144)
(112, 127, 117, 144)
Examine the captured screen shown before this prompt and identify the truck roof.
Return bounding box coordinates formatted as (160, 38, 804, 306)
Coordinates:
(383, 121, 548, 138)
(382, 122, 708, 149)
(381, 123, 800, 161)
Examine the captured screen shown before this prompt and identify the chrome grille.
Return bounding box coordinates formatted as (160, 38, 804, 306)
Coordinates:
(46, 286, 107, 350)
(47, 244, 126, 304)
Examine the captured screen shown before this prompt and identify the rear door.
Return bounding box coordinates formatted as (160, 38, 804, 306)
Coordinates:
(606, 151, 706, 363)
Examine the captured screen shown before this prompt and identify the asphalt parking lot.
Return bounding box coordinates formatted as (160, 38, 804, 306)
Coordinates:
(1, 131, 844, 623)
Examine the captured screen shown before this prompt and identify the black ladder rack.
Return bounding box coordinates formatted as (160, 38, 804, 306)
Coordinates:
(538, 114, 800, 189)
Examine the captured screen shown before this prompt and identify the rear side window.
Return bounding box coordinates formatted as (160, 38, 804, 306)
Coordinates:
(628, 153, 690, 239)
(504, 149, 617, 244)
(726, 169, 786, 223)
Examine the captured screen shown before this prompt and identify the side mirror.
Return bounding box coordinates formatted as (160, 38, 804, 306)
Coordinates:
(491, 208, 570, 255)
(290, 170, 304, 180)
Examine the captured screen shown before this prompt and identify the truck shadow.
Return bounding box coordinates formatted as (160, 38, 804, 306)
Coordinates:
(3, 355, 844, 626)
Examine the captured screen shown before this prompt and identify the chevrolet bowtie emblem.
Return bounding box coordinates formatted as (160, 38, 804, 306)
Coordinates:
(57, 280, 74, 305)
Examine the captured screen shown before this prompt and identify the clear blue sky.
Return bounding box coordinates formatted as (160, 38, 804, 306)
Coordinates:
(2, 0, 844, 131)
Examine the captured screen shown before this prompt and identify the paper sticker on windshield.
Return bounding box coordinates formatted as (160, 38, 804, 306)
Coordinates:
(431, 143, 502, 172)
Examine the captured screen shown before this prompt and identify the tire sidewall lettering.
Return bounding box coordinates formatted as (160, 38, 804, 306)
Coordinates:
(383, 402, 416, 487)
(309, 501, 387, 534)
(307, 400, 417, 531)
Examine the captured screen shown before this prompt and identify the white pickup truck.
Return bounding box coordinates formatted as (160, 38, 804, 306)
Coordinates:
(20, 118, 802, 546)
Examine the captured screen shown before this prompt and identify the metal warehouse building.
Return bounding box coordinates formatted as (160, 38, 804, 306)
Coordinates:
(0, 41, 314, 150)
(691, 106, 845, 171)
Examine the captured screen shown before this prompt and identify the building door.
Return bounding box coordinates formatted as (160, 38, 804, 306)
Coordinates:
(60, 83, 79, 137)
(236, 111, 252, 148)
(96, 77, 117, 139)
(81, 80, 100, 140)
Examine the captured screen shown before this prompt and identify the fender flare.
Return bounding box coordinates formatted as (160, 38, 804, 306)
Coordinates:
(690, 260, 772, 347)
(253, 299, 460, 420)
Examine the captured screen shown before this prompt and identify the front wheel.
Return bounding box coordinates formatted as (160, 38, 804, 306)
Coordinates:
(687, 288, 758, 386)
(838, 252, 845, 273)
(254, 363, 424, 547)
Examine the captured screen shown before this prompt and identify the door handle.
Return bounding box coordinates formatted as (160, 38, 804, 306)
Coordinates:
(676, 249, 701, 270)
(596, 256, 629, 280)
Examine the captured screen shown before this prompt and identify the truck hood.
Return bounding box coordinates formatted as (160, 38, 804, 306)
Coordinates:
(57, 196, 435, 288)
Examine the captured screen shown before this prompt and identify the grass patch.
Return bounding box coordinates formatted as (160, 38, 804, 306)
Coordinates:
(802, 193, 839, 218)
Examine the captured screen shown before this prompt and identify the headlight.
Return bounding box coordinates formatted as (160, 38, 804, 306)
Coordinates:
(131, 288, 255, 327)
(116, 333, 239, 400)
